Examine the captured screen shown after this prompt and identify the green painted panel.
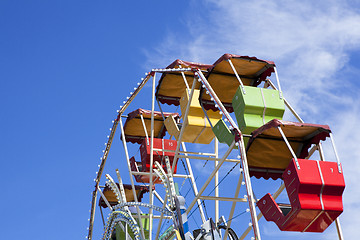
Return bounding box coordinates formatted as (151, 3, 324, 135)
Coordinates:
(213, 119, 235, 147)
(140, 215, 150, 231)
(232, 86, 285, 135)
(232, 86, 264, 134)
(114, 214, 150, 239)
(262, 88, 285, 123)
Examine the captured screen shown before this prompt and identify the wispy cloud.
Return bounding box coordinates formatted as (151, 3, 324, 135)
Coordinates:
(147, 0, 360, 238)
(147, 0, 360, 116)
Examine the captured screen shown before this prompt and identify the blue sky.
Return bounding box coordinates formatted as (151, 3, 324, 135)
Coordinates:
(1, 0, 360, 239)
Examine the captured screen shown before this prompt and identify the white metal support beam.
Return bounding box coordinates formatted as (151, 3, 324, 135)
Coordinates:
(239, 183, 285, 240)
(181, 142, 206, 223)
(119, 117, 146, 239)
(266, 79, 303, 123)
(186, 141, 235, 215)
(215, 139, 219, 222)
(171, 77, 198, 173)
(223, 170, 243, 240)
(148, 73, 157, 240)
(196, 68, 261, 240)
(236, 136, 261, 240)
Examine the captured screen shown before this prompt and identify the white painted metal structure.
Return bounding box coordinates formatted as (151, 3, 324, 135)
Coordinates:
(86, 60, 344, 240)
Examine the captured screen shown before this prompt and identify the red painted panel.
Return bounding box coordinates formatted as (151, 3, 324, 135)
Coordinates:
(319, 161, 345, 212)
(257, 158, 345, 233)
(257, 193, 284, 223)
(140, 138, 178, 173)
(283, 159, 323, 211)
(130, 156, 162, 184)
(283, 209, 322, 232)
(306, 211, 337, 232)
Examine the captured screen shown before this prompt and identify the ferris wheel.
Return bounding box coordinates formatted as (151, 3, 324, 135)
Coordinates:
(86, 53, 345, 240)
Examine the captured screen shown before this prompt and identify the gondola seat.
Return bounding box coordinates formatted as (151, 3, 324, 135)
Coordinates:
(130, 156, 161, 184)
(257, 158, 345, 232)
(140, 137, 178, 173)
(165, 89, 221, 144)
(232, 86, 285, 135)
(212, 119, 236, 148)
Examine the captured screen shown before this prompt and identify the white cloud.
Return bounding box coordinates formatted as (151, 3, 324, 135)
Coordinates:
(147, 0, 360, 238)
(326, 102, 360, 238)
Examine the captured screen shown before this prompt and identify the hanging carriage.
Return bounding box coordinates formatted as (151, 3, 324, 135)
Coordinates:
(87, 54, 345, 240)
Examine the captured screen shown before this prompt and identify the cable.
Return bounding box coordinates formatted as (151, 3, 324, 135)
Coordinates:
(202, 159, 209, 168)
(203, 198, 209, 220)
(187, 162, 239, 220)
(185, 201, 200, 229)
(179, 157, 209, 219)
(226, 210, 246, 223)
(207, 163, 239, 197)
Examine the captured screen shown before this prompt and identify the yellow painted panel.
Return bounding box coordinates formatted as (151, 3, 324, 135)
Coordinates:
(180, 89, 203, 118)
(194, 127, 216, 144)
(178, 88, 221, 144)
(182, 125, 203, 143)
(164, 115, 180, 138)
(187, 116, 206, 127)
(181, 124, 216, 144)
